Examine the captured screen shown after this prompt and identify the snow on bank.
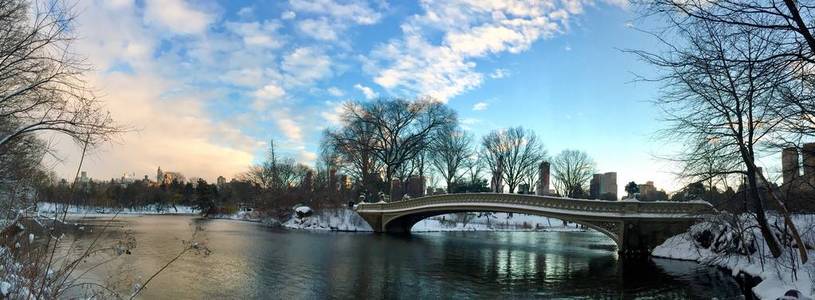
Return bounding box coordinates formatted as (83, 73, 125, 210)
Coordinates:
(284, 208, 372, 231)
(36, 202, 199, 216)
(412, 213, 584, 232)
(652, 214, 815, 299)
(0, 247, 37, 299)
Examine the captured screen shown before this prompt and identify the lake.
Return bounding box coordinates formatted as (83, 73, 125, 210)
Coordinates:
(60, 215, 744, 299)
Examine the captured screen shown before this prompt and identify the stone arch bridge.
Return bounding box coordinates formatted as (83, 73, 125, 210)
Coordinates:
(354, 193, 715, 254)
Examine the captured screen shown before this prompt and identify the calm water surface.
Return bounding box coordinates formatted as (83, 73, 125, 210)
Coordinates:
(63, 215, 743, 299)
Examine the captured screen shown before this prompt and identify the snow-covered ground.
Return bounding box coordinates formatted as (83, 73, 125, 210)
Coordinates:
(411, 212, 584, 232)
(36, 202, 199, 216)
(283, 208, 586, 233)
(652, 214, 815, 300)
(283, 208, 372, 231)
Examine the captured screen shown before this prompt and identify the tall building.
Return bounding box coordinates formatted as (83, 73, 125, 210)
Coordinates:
(390, 179, 402, 201)
(338, 175, 351, 191)
(405, 175, 426, 198)
(590, 172, 617, 200)
(156, 166, 185, 185)
(590, 174, 601, 198)
(782, 147, 801, 184)
(216, 176, 227, 190)
(804, 143, 815, 181)
(78, 171, 90, 183)
(602, 172, 617, 199)
(638, 181, 656, 200)
(301, 171, 314, 191)
(536, 161, 551, 196)
(491, 157, 504, 193)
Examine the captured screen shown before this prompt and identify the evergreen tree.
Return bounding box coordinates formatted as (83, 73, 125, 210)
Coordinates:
(624, 181, 639, 199)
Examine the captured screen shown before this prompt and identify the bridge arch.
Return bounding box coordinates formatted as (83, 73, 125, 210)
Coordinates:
(354, 193, 715, 254)
(382, 206, 622, 247)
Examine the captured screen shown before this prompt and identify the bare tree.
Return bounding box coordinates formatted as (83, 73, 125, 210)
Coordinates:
(338, 98, 456, 194)
(463, 154, 485, 185)
(551, 150, 596, 198)
(481, 127, 546, 193)
(240, 140, 279, 190)
(429, 126, 473, 192)
(0, 0, 120, 151)
(629, 13, 792, 257)
(322, 109, 383, 195)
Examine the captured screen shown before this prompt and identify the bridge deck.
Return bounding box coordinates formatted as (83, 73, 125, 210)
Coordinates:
(355, 193, 715, 218)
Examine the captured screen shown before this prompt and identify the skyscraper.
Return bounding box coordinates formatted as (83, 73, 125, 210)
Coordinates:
(589, 172, 617, 200)
(536, 161, 551, 196)
(782, 147, 800, 184)
(804, 143, 815, 181)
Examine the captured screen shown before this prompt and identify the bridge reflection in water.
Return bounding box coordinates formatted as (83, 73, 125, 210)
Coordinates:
(354, 193, 715, 254)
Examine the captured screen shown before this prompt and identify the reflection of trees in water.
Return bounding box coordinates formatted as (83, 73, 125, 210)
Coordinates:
(650, 258, 745, 299)
(363, 232, 743, 299)
(74, 219, 744, 299)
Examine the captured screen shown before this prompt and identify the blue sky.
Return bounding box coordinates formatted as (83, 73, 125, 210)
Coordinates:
(56, 0, 708, 195)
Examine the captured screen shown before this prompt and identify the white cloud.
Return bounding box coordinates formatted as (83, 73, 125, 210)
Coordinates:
(143, 0, 213, 35)
(289, 0, 381, 25)
(354, 84, 378, 99)
(289, 0, 381, 42)
(320, 101, 345, 125)
(299, 150, 318, 163)
(253, 83, 286, 109)
(282, 47, 332, 86)
(298, 18, 337, 41)
(226, 21, 284, 49)
(237, 6, 254, 18)
(489, 68, 509, 79)
(106, 0, 134, 9)
(51, 70, 259, 182)
(366, 0, 623, 101)
(282, 10, 297, 20)
(276, 114, 303, 142)
(472, 101, 489, 111)
(460, 117, 481, 131)
(220, 68, 265, 87)
(255, 84, 286, 99)
(327, 87, 344, 97)
(369, 32, 482, 101)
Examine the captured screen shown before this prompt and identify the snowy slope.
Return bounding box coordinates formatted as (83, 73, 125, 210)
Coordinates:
(652, 214, 815, 299)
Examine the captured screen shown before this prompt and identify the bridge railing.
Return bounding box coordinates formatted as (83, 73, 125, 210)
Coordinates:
(355, 193, 715, 216)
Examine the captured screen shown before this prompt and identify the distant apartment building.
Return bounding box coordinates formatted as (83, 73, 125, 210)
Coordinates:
(405, 175, 426, 198)
(638, 181, 656, 198)
(590, 172, 617, 200)
(391, 175, 427, 201)
(637, 181, 668, 201)
(490, 158, 504, 193)
(216, 176, 227, 190)
(536, 161, 551, 196)
(78, 171, 90, 183)
(781, 143, 815, 190)
(156, 166, 185, 185)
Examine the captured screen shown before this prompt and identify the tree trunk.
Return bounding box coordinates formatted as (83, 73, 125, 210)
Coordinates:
(746, 167, 783, 258)
(758, 171, 809, 263)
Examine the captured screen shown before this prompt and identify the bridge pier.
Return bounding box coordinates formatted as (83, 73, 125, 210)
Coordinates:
(619, 219, 698, 255)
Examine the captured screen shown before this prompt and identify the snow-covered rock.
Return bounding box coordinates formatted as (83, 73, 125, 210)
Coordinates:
(284, 208, 372, 231)
(294, 206, 313, 218)
(652, 213, 815, 300)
